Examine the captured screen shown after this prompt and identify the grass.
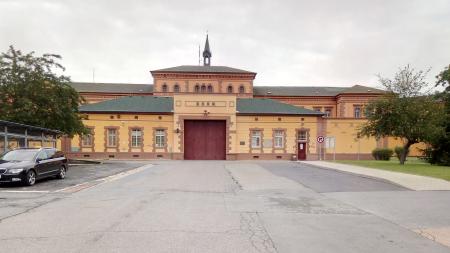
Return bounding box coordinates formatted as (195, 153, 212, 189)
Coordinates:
(334, 157, 450, 181)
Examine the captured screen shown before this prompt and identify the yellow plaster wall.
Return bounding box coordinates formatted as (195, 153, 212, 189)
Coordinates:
(325, 119, 377, 154)
(387, 137, 427, 157)
(72, 114, 174, 153)
(235, 116, 320, 155)
(173, 94, 237, 153)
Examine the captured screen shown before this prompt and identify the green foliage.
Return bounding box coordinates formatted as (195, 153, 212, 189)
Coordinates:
(394, 146, 409, 161)
(372, 148, 394, 161)
(335, 158, 450, 181)
(426, 64, 450, 165)
(0, 46, 87, 137)
(436, 64, 450, 92)
(359, 65, 445, 165)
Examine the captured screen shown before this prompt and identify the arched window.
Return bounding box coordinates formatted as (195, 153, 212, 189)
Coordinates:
(239, 85, 245, 94)
(174, 84, 180, 93)
(162, 83, 168, 93)
(227, 85, 233, 94)
(194, 85, 200, 93)
(201, 85, 206, 93)
(207, 85, 213, 93)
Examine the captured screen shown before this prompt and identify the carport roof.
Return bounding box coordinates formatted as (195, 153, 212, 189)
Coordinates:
(78, 96, 173, 113)
(0, 120, 61, 134)
(236, 98, 324, 116)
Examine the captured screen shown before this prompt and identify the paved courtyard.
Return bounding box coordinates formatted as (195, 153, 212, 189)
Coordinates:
(0, 161, 449, 252)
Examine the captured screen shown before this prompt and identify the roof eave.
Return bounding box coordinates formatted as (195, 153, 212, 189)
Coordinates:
(79, 111, 173, 115)
(236, 113, 324, 116)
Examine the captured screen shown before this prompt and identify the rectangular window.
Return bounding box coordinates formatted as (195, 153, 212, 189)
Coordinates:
(354, 106, 362, 118)
(298, 131, 307, 141)
(131, 129, 142, 147)
(81, 134, 92, 147)
(155, 129, 165, 148)
(324, 107, 333, 117)
(251, 130, 261, 148)
(274, 130, 284, 148)
(107, 128, 117, 147)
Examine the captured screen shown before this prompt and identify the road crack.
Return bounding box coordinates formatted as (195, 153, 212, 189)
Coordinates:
(240, 212, 278, 253)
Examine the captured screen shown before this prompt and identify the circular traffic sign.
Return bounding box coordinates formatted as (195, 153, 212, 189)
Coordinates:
(317, 136, 324, 143)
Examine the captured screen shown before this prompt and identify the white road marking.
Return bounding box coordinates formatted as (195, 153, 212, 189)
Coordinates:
(54, 164, 153, 193)
(0, 190, 50, 193)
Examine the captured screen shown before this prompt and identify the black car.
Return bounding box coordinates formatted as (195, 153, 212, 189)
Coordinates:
(0, 148, 68, 186)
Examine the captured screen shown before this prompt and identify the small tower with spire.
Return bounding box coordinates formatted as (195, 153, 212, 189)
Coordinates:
(202, 34, 212, 66)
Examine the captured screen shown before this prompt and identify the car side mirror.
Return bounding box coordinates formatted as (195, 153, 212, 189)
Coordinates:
(36, 158, 42, 163)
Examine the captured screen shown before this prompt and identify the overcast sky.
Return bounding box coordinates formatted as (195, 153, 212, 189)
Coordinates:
(0, 0, 449, 88)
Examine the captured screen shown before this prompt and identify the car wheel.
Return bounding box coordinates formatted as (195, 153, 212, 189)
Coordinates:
(56, 166, 66, 179)
(25, 170, 36, 186)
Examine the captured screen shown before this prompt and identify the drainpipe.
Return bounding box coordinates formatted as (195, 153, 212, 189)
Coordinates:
(25, 129, 28, 148)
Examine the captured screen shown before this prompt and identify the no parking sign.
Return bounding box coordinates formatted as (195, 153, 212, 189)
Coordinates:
(317, 136, 324, 143)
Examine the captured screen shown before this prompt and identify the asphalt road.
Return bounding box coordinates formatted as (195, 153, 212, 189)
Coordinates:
(261, 161, 408, 192)
(0, 160, 148, 192)
(0, 160, 448, 253)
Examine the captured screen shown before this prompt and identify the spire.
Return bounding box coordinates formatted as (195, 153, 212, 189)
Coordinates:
(202, 34, 211, 66)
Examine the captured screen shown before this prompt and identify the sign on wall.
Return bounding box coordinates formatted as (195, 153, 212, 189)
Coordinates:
(317, 136, 324, 143)
(263, 139, 273, 148)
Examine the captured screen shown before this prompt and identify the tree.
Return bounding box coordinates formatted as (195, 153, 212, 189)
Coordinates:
(436, 64, 450, 91)
(0, 46, 86, 136)
(359, 65, 445, 165)
(426, 65, 450, 165)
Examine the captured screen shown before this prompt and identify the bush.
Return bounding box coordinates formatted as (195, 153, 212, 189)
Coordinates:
(394, 146, 410, 161)
(372, 148, 394, 160)
(423, 147, 450, 166)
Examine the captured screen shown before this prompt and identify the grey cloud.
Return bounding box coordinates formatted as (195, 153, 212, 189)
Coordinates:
(0, 0, 449, 88)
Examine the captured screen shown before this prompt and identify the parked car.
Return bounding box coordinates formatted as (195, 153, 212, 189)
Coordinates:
(0, 148, 68, 186)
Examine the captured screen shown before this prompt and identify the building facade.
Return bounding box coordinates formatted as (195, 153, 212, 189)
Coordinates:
(65, 37, 422, 160)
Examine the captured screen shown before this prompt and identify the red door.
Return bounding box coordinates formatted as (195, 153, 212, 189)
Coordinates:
(298, 142, 307, 160)
(184, 120, 226, 160)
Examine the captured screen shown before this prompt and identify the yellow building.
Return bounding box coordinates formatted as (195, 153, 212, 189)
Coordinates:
(65, 36, 419, 160)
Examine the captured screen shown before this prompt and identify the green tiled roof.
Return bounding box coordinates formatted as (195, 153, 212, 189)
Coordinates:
(151, 65, 255, 74)
(237, 98, 323, 116)
(79, 96, 173, 113)
(253, 85, 384, 96)
(79, 96, 323, 116)
(70, 82, 153, 93)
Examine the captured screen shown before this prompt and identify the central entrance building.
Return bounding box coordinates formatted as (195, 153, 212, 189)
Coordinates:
(70, 35, 389, 161)
(184, 120, 226, 160)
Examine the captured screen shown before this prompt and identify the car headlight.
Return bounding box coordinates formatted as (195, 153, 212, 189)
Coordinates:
(7, 168, 24, 174)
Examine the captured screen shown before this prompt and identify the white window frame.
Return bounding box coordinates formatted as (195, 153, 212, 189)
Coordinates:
(274, 130, 284, 148)
(131, 129, 142, 148)
(298, 131, 307, 142)
(81, 134, 92, 147)
(107, 128, 117, 147)
(155, 129, 166, 148)
(251, 130, 261, 148)
(324, 107, 332, 117)
(354, 106, 361, 118)
(162, 84, 168, 93)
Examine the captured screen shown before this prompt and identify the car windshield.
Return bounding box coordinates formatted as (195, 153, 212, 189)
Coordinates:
(0, 150, 39, 162)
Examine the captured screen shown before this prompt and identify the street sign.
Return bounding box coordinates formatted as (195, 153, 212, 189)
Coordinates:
(317, 136, 324, 143)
